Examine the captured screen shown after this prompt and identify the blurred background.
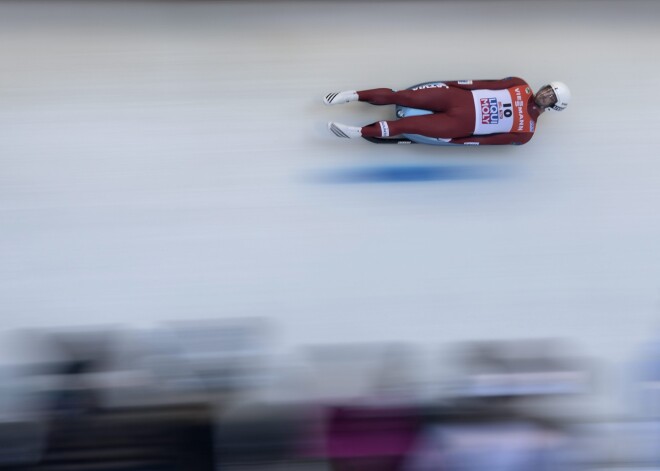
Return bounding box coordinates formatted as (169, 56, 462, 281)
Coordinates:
(1, 0, 660, 469)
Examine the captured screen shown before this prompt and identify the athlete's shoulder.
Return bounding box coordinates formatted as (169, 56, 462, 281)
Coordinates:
(517, 131, 535, 144)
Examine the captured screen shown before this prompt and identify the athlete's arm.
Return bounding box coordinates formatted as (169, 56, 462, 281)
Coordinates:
(446, 77, 528, 91)
(450, 132, 533, 146)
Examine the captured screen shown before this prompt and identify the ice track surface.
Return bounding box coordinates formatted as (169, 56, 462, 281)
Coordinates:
(1, 1, 659, 415)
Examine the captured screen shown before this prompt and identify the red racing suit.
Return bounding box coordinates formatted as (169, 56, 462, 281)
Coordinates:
(358, 77, 542, 145)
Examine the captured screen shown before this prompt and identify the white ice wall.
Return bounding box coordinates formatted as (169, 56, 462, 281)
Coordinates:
(1, 0, 659, 414)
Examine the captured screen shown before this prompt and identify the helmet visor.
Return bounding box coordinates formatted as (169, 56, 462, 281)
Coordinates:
(535, 85, 558, 108)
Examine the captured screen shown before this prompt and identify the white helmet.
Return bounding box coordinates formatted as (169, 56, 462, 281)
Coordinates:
(547, 81, 570, 111)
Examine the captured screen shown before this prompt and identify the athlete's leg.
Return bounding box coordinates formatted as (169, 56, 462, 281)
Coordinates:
(360, 113, 474, 139)
(357, 87, 470, 112)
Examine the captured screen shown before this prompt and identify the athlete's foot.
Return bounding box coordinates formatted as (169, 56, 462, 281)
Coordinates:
(323, 91, 358, 105)
(328, 122, 362, 139)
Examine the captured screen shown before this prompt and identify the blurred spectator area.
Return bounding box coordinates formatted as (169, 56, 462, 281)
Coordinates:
(3, 324, 656, 471)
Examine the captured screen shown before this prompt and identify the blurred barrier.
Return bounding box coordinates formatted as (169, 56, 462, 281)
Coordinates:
(3, 322, 660, 470)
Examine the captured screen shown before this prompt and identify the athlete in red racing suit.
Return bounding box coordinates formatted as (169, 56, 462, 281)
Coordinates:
(324, 78, 570, 145)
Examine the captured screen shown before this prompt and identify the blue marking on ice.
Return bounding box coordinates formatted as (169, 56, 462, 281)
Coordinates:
(314, 165, 507, 184)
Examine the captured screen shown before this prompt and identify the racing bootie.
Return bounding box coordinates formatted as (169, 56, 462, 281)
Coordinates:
(323, 91, 358, 105)
(328, 122, 362, 139)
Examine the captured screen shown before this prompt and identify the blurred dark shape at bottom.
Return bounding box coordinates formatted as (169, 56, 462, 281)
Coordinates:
(36, 405, 215, 471)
